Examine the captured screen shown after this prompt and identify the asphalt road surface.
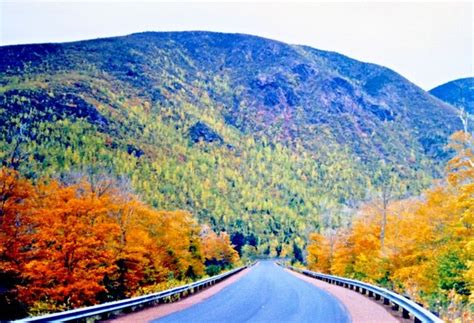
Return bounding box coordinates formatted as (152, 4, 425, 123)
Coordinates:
(155, 261, 351, 323)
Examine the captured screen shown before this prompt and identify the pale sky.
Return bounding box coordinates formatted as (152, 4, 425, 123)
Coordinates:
(1, 1, 472, 90)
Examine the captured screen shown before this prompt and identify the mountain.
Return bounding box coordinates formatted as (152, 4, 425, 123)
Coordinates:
(0, 31, 463, 256)
(429, 77, 474, 114)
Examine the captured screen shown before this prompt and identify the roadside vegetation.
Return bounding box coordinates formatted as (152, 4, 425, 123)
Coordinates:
(306, 131, 473, 320)
(0, 169, 239, 319)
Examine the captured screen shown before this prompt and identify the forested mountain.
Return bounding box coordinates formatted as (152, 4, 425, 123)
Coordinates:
(0, 31, 463, 257)
(430, 77, 474, 114)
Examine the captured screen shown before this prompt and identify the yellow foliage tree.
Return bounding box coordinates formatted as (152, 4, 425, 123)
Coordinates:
(307, 131, 473, 317)
(201, 226, 239, 275)
(307, 232, 332, 273)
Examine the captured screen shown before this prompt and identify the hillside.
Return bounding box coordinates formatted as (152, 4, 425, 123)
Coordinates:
(429, 77, 474, 114)
(0, 31, 463, 257)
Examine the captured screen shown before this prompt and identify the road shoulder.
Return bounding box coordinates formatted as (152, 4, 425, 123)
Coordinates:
(110, 266, 254, 323)
(285, 268, 406, 323)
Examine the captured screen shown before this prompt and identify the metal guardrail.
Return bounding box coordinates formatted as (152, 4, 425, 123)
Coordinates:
(279, 263, 443, 323)
(16, 264, 252, 322)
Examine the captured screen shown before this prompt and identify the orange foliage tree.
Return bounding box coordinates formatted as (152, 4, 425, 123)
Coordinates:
(201, 226, 239, 275)
(104, 199, 204, 299)
(0, 168, 35, 318)
(0, 170, 213, 318)
(133, 207, 204, 284)
(19, 180, 119, 309)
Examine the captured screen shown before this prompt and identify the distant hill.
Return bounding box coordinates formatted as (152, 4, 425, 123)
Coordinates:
(0, 32, 463, 255)
(430, 77, 474, 114)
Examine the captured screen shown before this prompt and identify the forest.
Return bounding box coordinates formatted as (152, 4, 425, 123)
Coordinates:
(0, 168, 239, 319)
(306, 131, 473, 320)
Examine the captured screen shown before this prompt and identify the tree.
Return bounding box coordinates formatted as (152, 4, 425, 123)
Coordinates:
(307, 232, 332, 273)
(0, 167, 35, 319)
(371, 161, 406, 251)
(19, 180, 118, 308)
(201, 226, 239, 275)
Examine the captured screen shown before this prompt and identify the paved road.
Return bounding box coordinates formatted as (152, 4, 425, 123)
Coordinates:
(155, 261, 351, 323)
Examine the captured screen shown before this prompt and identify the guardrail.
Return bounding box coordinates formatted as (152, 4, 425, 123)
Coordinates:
(279, 263, 442, 323)
(16, 263, 253, 322)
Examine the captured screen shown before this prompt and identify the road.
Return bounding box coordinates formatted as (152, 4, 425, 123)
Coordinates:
(155, 261, 351, 323)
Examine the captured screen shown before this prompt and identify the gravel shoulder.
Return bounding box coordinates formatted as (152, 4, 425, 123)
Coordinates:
(285, 268, 409, 323)
(110, 266, 253, 323)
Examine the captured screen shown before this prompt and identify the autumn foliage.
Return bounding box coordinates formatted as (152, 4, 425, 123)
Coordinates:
(307, 131, 473, 319)
(201, 226, 240, 275)
(0, 171, 238, 319)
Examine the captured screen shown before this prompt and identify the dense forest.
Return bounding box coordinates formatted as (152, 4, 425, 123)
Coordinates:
(0, 32, 462, 258)
(306, 131, 473, 320)
(0, 167, 239, 319)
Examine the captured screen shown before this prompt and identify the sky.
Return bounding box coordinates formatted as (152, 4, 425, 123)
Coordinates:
(1, 1, 472, 90)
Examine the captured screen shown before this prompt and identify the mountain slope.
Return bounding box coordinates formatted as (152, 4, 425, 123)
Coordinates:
(429, 77, 474, 114)
(1, 32, 461, 161)
(0, 31, 463, 256)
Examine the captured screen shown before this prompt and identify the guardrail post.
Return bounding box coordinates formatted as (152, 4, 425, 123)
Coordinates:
(375, 293, 380, 300)
(392, 303, 399, 311)
(383, 297, 390, 305)
(368, 290, 373, 297)
(402, 308, 410, 319)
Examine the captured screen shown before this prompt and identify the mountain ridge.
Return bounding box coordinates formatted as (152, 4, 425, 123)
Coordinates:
(429, 77, 474, 114)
